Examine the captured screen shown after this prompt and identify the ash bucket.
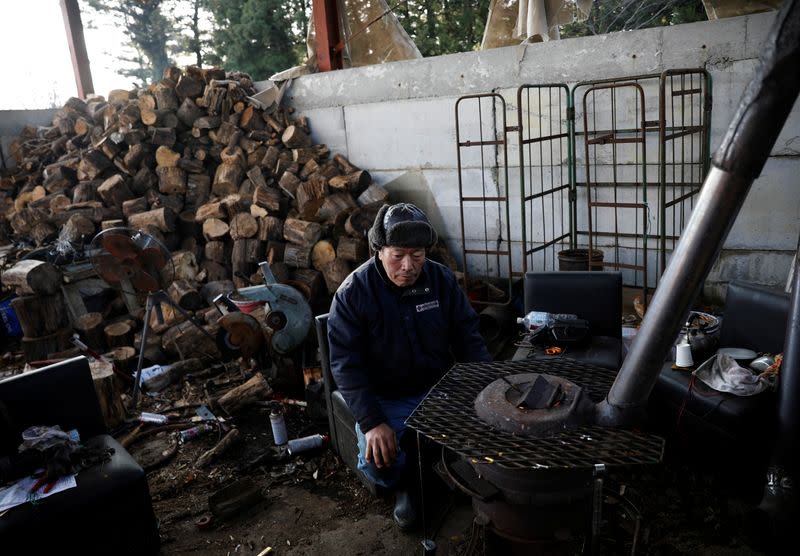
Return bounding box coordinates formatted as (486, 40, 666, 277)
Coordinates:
(558, 249, 604, 271)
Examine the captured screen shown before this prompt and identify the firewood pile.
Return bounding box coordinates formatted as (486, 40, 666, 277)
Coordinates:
(0, 65, 406, 367)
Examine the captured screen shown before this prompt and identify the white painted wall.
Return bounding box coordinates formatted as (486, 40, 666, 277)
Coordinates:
(283, 11, 799, 301)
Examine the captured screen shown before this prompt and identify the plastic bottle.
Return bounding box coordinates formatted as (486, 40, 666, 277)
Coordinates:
(516, 311, 578, 331)
(287, 434, 327, 455)
(139, 412, 169, 424)
(270, 409, 288, 446)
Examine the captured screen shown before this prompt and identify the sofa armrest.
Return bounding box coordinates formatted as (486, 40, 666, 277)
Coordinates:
(0, 356, 108, 443)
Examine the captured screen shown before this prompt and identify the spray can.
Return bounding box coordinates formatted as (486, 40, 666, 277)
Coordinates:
(287, 434, 327, 456)
(270, 408, 288, 446)
(179, 423, 214, 443)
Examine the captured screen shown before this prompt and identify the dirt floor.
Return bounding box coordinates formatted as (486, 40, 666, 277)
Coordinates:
(0, 350, 781, 555)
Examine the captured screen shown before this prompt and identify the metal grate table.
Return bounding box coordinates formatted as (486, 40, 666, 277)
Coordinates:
(407, 358, 664, 471)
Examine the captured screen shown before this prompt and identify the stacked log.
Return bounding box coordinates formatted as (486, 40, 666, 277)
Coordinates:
(0, 64, 406, 367)
(1, 261, 71, 360)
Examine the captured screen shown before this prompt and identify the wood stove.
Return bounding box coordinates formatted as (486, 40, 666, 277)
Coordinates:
(407, 359, 664, 548)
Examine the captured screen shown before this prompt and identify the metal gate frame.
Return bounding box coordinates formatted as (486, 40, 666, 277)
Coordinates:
(658, 68, 712, 277)
(455, 93, 514, 306)
(581, 81, 650, 304)
(454, 69, 711, 307)
(516, 84, 575, 274)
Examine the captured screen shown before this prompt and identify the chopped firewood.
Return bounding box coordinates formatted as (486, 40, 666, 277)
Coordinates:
(281, 125, 311, 149)
(311, 240, 337, 271)
(76, 312, 107, 351)
(337, 237, 368, 262)
(0, 64, 408, 370)
(283, 218, 322, 245)
(196, 428, 241, 468)
(1, 260, 62, 295)
(216, 372, 272, 415)
(322, 258, 351, 294)
(128, 207, 176, 232)
(229, 212, 259, 240)
(105, 321, 134, 348)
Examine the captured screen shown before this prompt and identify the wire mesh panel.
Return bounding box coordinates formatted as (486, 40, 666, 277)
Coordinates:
(658, 69, 712, 277)
(516, 84, 574, 273)
(580, 82, 651, 305)
(455, 93, 514, 305)
(406, 359, 665, 471)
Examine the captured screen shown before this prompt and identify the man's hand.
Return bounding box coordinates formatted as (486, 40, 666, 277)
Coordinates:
(364, 423, 397, 468)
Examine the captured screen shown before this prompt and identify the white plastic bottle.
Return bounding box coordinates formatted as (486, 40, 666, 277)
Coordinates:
(516, 311, 578, 331)
(516, 311, 552, 331)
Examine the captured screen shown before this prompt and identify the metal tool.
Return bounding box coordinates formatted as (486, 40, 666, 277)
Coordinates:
(217, 311, 264, 360)
(223, 262, 312, 354)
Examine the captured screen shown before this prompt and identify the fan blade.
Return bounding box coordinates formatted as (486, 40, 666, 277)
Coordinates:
(129, 266, 161, 292)
(101, 232, 140, 260)
(93, 253, 127, 285)
(136, 246, 168, 271)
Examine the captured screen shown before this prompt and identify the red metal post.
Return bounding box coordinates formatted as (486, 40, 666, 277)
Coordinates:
(60, 0, 94, 98)
(312, 0, 344, 72)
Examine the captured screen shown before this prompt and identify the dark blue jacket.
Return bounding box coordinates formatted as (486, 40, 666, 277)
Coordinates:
(328, 255, 491, 433)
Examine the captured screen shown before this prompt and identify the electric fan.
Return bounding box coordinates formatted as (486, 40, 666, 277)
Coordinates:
(89, 227, 216, 409)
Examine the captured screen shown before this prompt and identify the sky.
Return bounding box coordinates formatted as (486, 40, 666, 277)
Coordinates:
(0, 0, 185, 110)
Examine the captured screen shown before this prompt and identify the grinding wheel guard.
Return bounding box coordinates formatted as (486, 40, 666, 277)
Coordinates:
(231, 262, 313, 354)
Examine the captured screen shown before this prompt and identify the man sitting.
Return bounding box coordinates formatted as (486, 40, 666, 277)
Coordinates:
(328, 203, 490, 530)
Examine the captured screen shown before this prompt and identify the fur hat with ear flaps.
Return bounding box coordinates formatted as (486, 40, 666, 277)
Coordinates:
(368, 203, 438, 252)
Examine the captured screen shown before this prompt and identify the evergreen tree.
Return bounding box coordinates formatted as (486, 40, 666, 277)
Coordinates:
(168, 0, 216, 67)
(206, 0, 308, 80)
(83, 0, 174, 86)
(392, 0, 491, 57)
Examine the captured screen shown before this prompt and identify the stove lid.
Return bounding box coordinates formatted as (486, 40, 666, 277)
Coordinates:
(474, 373, 595, 437)
(406, 358, 664, 471)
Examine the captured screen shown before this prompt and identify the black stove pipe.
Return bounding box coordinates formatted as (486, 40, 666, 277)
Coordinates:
(596, 0, 800, 426)
(759, 250, 800, 518)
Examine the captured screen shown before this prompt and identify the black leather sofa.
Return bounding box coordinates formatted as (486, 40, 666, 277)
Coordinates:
(316, 314, 377, 495)
(513, 271, 624, 370)
(649, 282, 790, 498)
(0, 356, 160, 554)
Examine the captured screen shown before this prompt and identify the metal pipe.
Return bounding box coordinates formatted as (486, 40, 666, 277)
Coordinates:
(759, 248, 800, 516)
(776, 244, 800, 470)
(597, 0, 800, 425)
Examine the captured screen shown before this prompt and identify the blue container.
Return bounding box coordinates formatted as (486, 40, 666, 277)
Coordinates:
(0, 296, 22, 337)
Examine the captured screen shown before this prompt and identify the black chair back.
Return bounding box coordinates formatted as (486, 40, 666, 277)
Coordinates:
(524, 271, 623, 338)
(0, 356, 107, 445)
(315, 313, 341, 452)
(719, 281, 790, 353)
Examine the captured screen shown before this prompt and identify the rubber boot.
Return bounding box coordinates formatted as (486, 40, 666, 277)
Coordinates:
(393, 488, 417, 531)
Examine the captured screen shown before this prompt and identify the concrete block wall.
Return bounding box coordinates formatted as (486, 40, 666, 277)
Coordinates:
(284, 10, 799, 301)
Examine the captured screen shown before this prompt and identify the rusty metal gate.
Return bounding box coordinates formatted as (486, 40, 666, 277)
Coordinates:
(454, 69, 711, 308)
(516, 84, 574, 274)
(455, 93, 514, 306)
(580, 81, 651, 304)
(658, 69, 712, 277)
